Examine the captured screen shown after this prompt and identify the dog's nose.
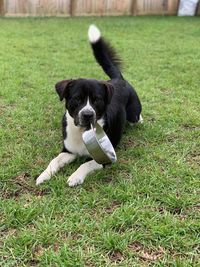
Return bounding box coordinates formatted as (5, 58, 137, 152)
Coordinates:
(82, 111, 94, 121)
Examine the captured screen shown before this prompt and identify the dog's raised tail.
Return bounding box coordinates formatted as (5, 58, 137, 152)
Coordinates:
(88, 25, 123, 80)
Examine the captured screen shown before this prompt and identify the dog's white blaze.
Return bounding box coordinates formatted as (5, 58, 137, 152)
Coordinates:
(88, 24, 101, 43)
(79, 97, 95, 114)
(78, 97, 96, 124)
(64, 111, 89, 156)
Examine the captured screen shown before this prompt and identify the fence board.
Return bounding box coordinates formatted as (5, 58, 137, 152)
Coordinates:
(5, 0, 16, 15)
(0, 0, 4, 15)
(197, 2, 200, 15)
(135, 0, 179, 15)
(105, 0, 132, 15)
(168, 0, 179, 15)
(72, 0, 132, 16)
(3, 0, 71, 16)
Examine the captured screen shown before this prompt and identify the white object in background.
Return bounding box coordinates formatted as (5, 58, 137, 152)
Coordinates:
(178, 0, 199, 16)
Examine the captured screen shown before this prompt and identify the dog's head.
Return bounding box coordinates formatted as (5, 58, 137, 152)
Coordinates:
(55, 78, 114, 128)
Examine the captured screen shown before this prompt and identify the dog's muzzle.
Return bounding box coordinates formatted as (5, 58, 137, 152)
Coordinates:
(79, 110, 96, 127)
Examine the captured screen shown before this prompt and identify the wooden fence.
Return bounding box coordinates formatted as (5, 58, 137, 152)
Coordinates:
(0, 0, 199, 17)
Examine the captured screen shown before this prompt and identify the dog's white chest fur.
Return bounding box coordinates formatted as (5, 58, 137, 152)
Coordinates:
(64, 112, 89, 156)
(64, 112, 105, 157)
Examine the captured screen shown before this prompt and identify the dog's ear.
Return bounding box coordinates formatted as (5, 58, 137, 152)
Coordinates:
(55, 79, 73, 101)
(102, 82, 114, 104)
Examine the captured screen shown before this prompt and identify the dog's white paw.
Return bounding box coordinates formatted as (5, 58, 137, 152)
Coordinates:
(36, 171, 50, 185)
(67, 173, 84, 187)
(139, 114, 144, 124)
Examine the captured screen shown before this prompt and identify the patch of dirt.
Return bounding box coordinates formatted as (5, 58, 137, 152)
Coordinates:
(103, 176, 114, 184)
(160, 88, 173, 95)
(165, 133, 179, 143)
(170, 207, 183, 215)
(60, 231, 83, 242)
(165, 203, 200, 221)
(119, 158, 131, 164)
(122, 138, 138, 150)
(143, 205, 166, 214)
(53, 243, 59, 253)
(33, 245, 45, 258)
(122, 170, 132, 180)
(193, 244, 200, 254)
(85, 263, 96, 267)
(128, 242, 165, 262)
(186, 150, 200, 167)
(0, 228, 17, 238)
(178, 214, 188, 221)
(27, 224, 37, 232)
(148, 117, 156, 123)
(109, 250, 124, 263)
(192, 204, 200, 210)
(105, 200, 121, 214)
(0, 103, 16, 115)
(1, 172, 50, 199)
(184, 204, 200, 214)
(26, 259, 40, 266)
(182, 124, 199, 131)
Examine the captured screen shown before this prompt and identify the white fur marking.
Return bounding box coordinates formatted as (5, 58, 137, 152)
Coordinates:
(139, 114, 144, 124)
(97, 117, 105, 128)
(78, 97, 96, 126)
(36, 152, 76, 185)
(88, 24, 101, 43)
(78, 98, 95, 116)
(67, 160, 102, 187)
(64, 112, 89, 156)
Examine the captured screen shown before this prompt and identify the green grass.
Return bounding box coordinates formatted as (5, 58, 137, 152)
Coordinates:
(0, 16, 200, 266)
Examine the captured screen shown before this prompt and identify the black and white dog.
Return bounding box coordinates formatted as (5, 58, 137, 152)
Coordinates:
(36, 25, 142, 187)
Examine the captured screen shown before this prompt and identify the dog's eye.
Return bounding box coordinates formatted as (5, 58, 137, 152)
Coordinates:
(94, 98, 103, 105)
(73, 97, 81, 105)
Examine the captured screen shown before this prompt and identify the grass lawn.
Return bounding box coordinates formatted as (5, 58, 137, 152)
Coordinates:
(0, 16, 199, 266)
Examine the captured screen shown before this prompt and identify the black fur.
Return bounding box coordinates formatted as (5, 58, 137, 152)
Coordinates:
(61, 113, 71, 153)
(56, 28, 142, 151)
(91, 37, 123, 79)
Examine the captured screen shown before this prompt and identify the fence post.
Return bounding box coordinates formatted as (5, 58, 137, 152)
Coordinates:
(0, 0, 4, 16)
(163, 0, 168, 15)
(70, 0, 77, 16)
(196, 1, 200, 15)
(131, 0, 138, 16)
(168, 0, 179, 15)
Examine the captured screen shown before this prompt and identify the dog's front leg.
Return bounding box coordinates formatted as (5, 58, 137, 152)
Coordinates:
(36, 152, 76, 185)
(67, 160, 102, 187)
